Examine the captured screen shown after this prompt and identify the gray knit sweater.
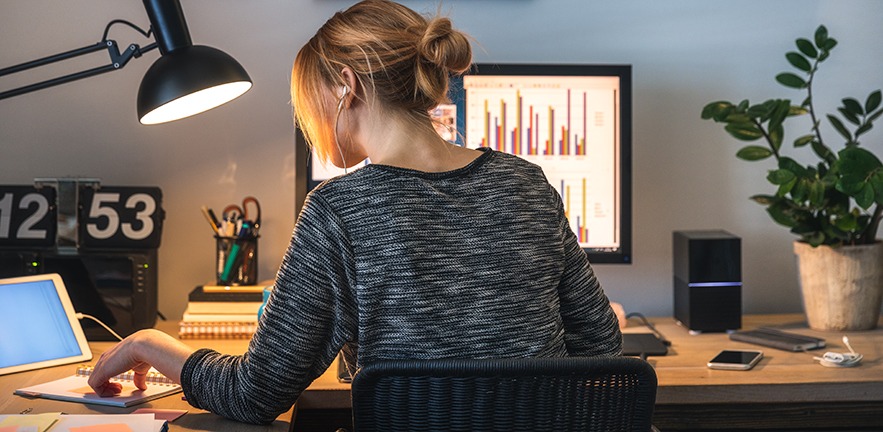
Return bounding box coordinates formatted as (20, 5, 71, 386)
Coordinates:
(180, 148, 622, 424)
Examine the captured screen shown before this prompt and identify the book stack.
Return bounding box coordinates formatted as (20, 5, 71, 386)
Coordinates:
(178, 284, 268, 339)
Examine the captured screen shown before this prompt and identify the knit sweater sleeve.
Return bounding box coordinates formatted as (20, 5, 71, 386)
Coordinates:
(180, 192, 357, 424)
(551, 187, 623, 357)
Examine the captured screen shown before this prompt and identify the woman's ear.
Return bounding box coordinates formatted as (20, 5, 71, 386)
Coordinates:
(339, 67, 358, 108)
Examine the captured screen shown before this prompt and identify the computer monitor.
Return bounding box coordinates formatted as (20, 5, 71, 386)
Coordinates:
(300, 63, 632, 264)
(449, 63, 632, 264)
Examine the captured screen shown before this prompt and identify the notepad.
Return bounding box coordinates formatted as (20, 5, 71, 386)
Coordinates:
(14, 373, 181, 408)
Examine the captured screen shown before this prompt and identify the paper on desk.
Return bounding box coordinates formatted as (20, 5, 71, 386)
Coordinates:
(50, 414, 165, 432)
(0, 412, 61, 432)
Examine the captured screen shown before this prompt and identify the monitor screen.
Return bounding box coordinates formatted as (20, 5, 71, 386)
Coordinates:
(303, 63, 632, 264)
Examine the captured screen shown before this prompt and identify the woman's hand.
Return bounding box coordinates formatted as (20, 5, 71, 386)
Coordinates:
(87, 329, 194, 396)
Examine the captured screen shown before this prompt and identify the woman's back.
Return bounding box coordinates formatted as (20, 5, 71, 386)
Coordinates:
(294, 148, 621, 365)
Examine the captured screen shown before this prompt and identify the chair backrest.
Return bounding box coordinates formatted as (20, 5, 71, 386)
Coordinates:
(351, 356, 657, 432)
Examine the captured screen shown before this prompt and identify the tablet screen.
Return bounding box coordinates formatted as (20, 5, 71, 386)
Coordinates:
(0, 273, 92, 375)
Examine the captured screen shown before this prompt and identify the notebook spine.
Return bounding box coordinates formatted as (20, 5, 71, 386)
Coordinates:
(177, 321, 257, 339)
(76, 365, 177, 385)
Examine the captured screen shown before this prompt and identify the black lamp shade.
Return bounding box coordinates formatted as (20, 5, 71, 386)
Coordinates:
(137, 44, 252, 124)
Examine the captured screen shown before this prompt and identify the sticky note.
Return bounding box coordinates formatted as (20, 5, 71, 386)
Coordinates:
(70, 423, 134, 432)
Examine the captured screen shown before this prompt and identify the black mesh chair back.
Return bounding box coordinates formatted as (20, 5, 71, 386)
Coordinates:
(351, 356, 657, 432)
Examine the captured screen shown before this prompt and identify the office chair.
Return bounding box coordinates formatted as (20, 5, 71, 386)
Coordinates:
(350, 356, 658, 432)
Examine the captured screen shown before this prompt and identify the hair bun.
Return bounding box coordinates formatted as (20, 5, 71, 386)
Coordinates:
(418, 17, 472, 74)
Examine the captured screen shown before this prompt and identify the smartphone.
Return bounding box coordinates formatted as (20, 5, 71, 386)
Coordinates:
(707, 349, 763, 370)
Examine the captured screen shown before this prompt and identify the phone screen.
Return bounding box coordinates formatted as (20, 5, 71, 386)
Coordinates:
(710, 350, 761, 364)
(707, 350, 763, 370)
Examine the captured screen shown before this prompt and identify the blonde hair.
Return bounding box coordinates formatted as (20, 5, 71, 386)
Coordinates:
(291, 0, 472, 163)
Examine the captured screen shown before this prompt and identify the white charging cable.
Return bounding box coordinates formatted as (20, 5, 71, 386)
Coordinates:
(813, 335, 863, 368)
(76, 312, 124, 342)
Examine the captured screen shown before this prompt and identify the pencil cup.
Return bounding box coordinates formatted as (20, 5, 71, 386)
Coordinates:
(215, 235, 258, 286)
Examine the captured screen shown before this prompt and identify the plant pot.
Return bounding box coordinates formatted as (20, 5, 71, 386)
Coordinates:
(793, 241, 883, 331)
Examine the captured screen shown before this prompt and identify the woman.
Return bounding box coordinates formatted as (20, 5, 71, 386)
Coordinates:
(88, 0, 622, 424)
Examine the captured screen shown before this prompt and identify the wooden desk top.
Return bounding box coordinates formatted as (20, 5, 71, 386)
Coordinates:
(3, 314, 882, 429)
(627, 314, 883, 405)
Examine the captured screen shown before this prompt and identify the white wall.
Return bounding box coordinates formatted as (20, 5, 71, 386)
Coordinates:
(2, 0, 882, 319)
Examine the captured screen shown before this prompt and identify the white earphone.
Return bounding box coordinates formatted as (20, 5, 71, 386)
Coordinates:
(337, 86, 349, 111)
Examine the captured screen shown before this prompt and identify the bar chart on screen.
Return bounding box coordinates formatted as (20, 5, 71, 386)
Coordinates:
(463, 74, 620, 249)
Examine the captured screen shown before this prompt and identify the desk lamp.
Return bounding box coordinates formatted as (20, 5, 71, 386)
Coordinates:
(0, 0, 252, 124)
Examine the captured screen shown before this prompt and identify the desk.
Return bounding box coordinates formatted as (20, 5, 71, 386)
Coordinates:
(640, 314, 883, 431)
(3, 315, 882, 431)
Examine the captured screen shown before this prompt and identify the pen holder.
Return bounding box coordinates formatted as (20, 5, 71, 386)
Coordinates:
(215, 235, 258, 286)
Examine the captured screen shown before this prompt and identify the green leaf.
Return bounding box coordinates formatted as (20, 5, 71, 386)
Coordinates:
(855, 122, 873, 137)
(768, 99, 791, 132)
(837, 107, 860, 125)
(872, 170, 883, 204)
(747, 103, 772, 118)
(869, 108, 883, 122)
(788, 105, 808, 116)
(779, 157, 808, 177)
(701, 101, 733, 120)
(776, 73, 807, 89)
(792, 178, 809, 201)
(809, 180, 825, 206)
(866, 90, 882, 113)
(811, 140, 836, 164)
(796, 38, 818, 58)
(768, 169, 796, 185)
(856, 184, 875, 209)
(736, 146, 773, 161)
(769, 124, 785, 152)
(737, 99, 750, 112)
(725, 122, 764, 141)
(794, 134, 814, 147)
(822, 38, 838, 51)
(767, 201, 798, 227)
(801, 96, 812, 108)
(833, 213, 858, 232)
(814, 25, 829, 47)
(827, 114, 852, 142)
(804, 232, 826, 247)
(842, 98, 864, 116)
(786, 52, 812, 72)
(724, 113, 752, 123)
(750, 194, 779, 205)
(778, 177, 798, 197)
(835, 146, 883, 195)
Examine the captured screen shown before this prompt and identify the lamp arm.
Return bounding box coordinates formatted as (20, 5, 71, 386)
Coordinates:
(0, 38, 158, 101)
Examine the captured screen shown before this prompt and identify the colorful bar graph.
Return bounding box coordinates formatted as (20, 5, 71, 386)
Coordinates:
(474, 88, 592, 156)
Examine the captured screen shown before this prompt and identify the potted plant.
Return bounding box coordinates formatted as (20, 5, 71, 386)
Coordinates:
(701, 25, 883, 331)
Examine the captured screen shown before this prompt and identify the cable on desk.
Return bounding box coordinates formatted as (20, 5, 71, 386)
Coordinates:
(626, 312, 671, 346)
(76, 312, 124, 341)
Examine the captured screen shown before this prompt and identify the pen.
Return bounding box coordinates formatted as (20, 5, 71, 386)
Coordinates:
(201, 206, 220, 234)
(207, 208, 221, 230)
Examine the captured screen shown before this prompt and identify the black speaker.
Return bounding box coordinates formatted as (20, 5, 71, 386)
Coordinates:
(673, 230, 741, 333)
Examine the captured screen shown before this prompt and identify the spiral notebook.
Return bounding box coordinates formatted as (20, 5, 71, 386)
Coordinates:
(14, 366, 181, 408)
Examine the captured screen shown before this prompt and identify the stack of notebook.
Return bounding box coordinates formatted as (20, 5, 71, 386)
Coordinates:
(178, 284, 268, 339)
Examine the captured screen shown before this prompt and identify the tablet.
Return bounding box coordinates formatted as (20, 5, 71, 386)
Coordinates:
(0, 273, 93, 375)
